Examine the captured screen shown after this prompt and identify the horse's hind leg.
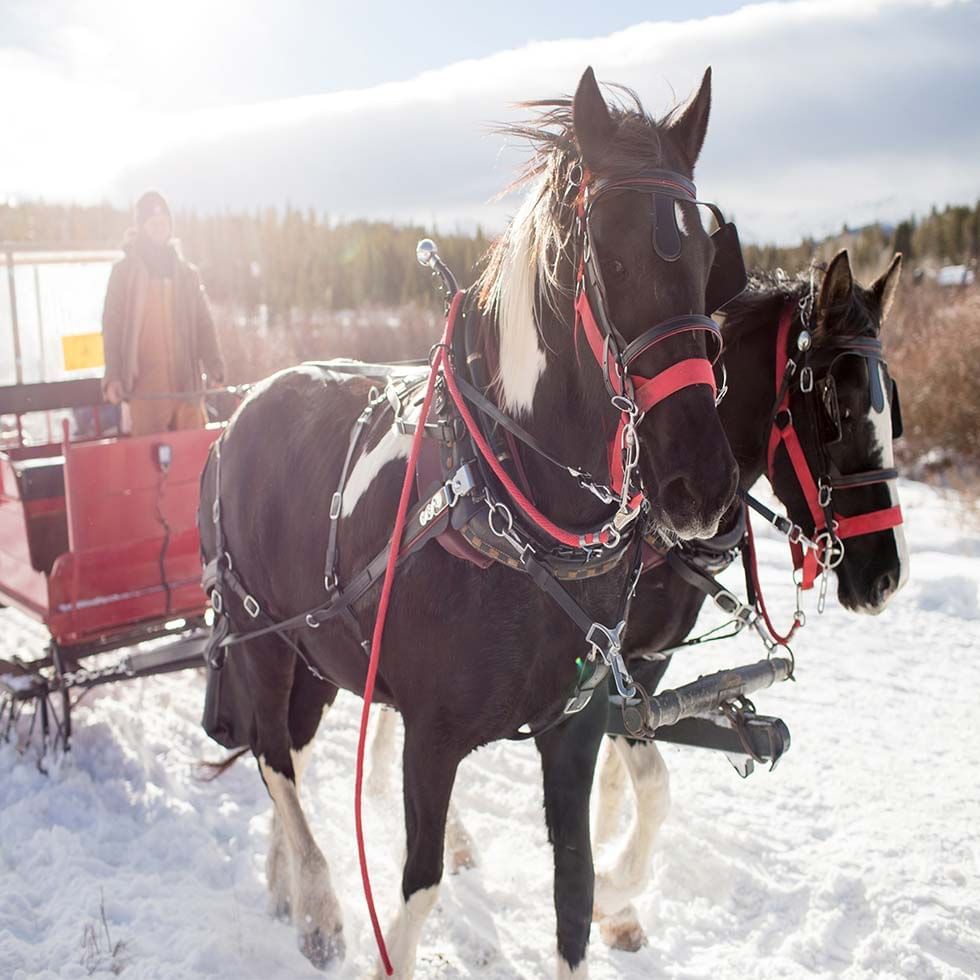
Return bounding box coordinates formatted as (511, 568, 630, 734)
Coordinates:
(267, 660, 339, 924)
(248, 641, 344, 969)
(593, 737, 670, 952)
(375, 725, 461, 979)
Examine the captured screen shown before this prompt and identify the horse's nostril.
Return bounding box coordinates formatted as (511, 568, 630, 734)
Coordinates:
(873, 572, 895, 605)
(661, 474, 698, 514)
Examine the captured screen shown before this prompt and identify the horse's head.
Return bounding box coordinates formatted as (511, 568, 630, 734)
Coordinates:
(571, 67, 739, 539)
(771, 250, 908, 613)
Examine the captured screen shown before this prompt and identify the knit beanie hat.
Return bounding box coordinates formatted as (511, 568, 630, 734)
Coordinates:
(135, 190, 172, 226)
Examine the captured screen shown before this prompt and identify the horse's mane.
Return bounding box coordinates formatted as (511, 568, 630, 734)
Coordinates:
(478, 88, 670, 314)
(475, 87, 672, 412)
(723, 267, 879, 349)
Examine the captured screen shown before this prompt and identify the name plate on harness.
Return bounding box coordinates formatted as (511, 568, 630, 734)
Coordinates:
(419, 486, 452, 527)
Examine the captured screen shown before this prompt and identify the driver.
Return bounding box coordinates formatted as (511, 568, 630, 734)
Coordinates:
(100, 190, 224, 436)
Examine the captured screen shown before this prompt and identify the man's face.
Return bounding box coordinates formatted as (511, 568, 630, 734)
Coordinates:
(143, 212, 172, 245)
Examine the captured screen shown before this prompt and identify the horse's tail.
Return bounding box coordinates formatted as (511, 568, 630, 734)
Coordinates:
(196, 746, 250, 782)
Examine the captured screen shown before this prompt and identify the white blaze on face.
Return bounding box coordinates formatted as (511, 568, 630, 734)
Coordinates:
(674, 201, 689, 237)
(867, 361, 910, 595)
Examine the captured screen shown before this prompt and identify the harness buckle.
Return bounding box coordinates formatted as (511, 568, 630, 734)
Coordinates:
(586, 621, 635, 699)
(243, 594, 261, 619)
(211, 588, 223, 615)
(713, 588, 752, 625)
(329, 491, 343, 520)
(818, 478, 833, 509)
(800, 366, 814, 393)
(324, 573, 338, 593)
(446, 462, 477, 507)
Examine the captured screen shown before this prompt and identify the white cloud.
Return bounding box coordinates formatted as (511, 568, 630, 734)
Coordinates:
(1, 0, 977, 242)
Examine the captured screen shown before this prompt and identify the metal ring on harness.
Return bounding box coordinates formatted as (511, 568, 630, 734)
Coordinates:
(815, 530, 845, 569)
(243, 594, 261, 618)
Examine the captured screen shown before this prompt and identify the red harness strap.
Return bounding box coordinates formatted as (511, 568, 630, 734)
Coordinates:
(767, 304, 903, 588)
(573, 176, 719, 496)
(608, 359, 717, 492)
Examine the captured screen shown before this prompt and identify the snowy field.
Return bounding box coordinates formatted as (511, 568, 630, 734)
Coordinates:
(1, 479, 978, 979)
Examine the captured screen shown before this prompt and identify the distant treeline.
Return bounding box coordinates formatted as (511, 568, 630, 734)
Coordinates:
(745, 202, 980, 280)
(3, 198, 979, 315)
(0, 202, 491, 316)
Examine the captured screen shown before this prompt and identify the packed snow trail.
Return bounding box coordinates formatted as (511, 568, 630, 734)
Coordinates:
(1, 479, 978, 979)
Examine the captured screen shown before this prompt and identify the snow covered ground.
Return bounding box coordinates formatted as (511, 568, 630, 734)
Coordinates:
(1, 479, 978, 979)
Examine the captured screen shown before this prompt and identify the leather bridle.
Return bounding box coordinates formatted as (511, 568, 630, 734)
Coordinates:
(572, 167, 744, 500)
(767, 303, 904, 589)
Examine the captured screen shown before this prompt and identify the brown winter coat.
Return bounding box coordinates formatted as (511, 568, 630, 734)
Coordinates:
(101, 239, 225, 396)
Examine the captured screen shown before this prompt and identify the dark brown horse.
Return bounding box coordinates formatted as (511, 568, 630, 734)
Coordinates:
(589, 250, 908, 949)
(199, 68, 738, 977)
(369, 250, 909, 957)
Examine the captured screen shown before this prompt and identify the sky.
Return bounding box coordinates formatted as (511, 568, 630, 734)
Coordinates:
(1, 0, 978, 243)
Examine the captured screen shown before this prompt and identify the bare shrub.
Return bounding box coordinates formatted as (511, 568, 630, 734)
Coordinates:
(80, 890, 127, 976)
(214, 304, 442, 385)
(887, 282, 980, 465)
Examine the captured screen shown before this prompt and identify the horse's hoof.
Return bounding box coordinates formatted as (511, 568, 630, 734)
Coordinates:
(599, 907, 646, 953)
(269, 894, 291, 922)
(299, 925, 345, 970)
(449, 846, 477, 874)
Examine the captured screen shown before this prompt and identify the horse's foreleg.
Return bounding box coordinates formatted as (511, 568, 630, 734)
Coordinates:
(592, 737, 627, 848)
(537, 693, 608, 979)
(376, 729, 460, 979)
(594, 737, 670, 952)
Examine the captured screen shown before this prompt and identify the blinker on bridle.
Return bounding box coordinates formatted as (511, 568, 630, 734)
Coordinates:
(572, 166, 747, 499)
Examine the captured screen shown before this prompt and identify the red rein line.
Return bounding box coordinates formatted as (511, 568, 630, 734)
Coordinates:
(744, 506, 800, 646)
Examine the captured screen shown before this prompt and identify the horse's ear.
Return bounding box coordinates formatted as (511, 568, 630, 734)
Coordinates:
(871, 253, 903, 322)
(668, 67, 712, 168)
(816, 250, 854, 335)
(573, 67, 614, 171)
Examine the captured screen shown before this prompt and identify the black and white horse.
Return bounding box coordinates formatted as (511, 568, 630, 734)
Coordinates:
(199, 68, 737, 977)
(370, 249, 910, 954)
(585, 250, 909, 949)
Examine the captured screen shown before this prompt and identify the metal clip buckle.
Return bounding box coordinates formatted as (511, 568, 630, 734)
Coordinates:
(211, 589, 223, 615)
(243, 594, 261, 618)
(818, 479, 833, 509)
(329, 491, 343, 520)
(447, 462, 477, 506)
(586, 622, 635, 699)
(324, 573, 338, 593)
(713, 588, 747, 621)
(800, 366, 814, 393)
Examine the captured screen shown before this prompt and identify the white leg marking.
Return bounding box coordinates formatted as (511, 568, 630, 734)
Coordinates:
(594, 740, 670, 922)
(366, 707, 400, 800)
(593, 738, 627, 850)
(556, 955, 589, 978)
(266, 808, 291, 919)
(445, 800, 477, 874)
(259, 755, 344, 967)
(377, 884, 438, 979)
(341, 423, 412, 517)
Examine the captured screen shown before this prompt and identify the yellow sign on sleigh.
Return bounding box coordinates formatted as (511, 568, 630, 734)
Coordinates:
(61, 332, 105, 372)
